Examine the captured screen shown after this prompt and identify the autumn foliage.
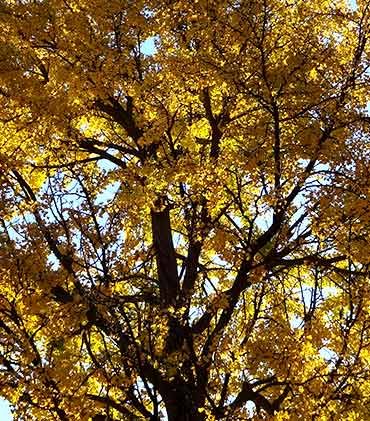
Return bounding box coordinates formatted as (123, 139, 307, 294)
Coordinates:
(0, 0, 370, 419)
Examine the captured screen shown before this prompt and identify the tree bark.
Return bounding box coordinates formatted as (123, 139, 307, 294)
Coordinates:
(163, 384, 206, 421)
(151, 205, 179, 307)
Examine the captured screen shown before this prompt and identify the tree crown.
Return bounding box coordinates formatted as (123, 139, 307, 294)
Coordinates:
(0, 0, 370, 420)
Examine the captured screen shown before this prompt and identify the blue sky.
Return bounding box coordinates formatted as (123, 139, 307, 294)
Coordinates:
(0, 399, 12, 421)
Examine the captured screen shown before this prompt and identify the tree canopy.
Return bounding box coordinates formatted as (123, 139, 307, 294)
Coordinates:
(0, 0, 370, 419)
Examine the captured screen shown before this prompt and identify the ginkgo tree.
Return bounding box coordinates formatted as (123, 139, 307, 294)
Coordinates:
(0, 0, 369, 419)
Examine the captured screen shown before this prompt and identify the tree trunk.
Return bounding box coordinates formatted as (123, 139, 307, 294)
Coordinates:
(163, 383, 206, 421)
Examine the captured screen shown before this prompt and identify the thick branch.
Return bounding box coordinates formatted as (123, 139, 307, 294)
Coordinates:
(181, 240, 202, 300)
(87, 394, 140, 418)
(202, 88, 223, 159)
(229, 381, 274, 415)
(95, 96, 143, 141)
(151, 205, 179, 307)
(78, 138, 127, 168)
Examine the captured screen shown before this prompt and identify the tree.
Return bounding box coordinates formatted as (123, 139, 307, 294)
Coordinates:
(0, 0, 369, 419)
